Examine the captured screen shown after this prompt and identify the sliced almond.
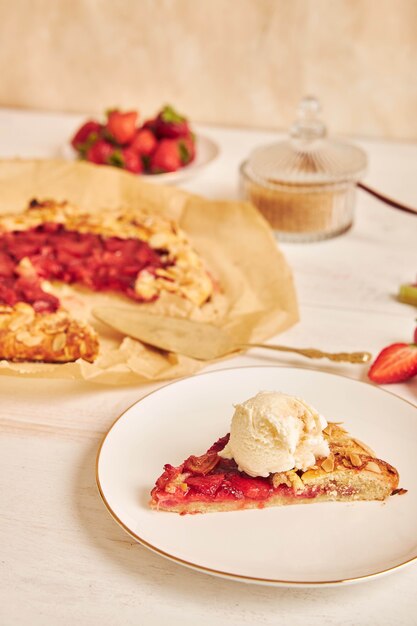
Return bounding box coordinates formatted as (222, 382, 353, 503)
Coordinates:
(25, 335, 43, 347)
(15, 331, 27, 343)
(148, 232, 170, 249)
(287, 470, 304, 491)
(16, 331, 43, 347)
(272, 472, 291, 488)
(42, 315, 69, 334)
(52, 333, 67, 352)
(349, 453, 362, 467)
(0, 305, 13, 314)
(9, 316, 30, 331)
(365, 461, 381, 474)
(134, 272, 158, 300)
(77, 340, 88, 354)
(323, 423, 347, 437)
(321, 454, 335, 473)
(352, 438, 376, 457)
(14, 302, 35, 315)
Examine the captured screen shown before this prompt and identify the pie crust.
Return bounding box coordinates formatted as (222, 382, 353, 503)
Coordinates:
(0, 199, 213, 363)
(150, 423, 400, 514)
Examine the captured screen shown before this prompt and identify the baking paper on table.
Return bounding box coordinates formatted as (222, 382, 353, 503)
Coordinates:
(0, 159, 299, 384)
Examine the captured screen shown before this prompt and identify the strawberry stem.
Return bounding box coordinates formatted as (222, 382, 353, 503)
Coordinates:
(161, 105, 185, 124)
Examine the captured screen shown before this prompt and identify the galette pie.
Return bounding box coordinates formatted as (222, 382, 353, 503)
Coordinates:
(0, 199, 213, 363)
(150, 422, 401, 514)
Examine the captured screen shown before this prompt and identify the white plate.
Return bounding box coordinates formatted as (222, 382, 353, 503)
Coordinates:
(96, 366, 417, 587)
(60, 134, 219, 184)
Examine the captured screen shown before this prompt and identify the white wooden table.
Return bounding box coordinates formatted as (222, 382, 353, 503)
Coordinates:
(1, 109, 416, 626)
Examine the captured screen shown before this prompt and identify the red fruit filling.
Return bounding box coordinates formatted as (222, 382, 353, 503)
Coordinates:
(183, 451, 220, 475)
(0, 224, 168, 312)
(0, 275, 60, 312)
(151, 435, 331, 509)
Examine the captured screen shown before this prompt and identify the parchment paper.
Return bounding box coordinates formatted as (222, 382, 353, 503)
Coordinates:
(0, 159, 299, 384)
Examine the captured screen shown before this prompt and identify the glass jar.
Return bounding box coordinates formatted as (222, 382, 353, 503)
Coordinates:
(240, 96, 368, 242)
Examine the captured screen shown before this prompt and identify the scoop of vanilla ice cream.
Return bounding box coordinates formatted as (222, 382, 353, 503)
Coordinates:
(219, 391, 330, 477)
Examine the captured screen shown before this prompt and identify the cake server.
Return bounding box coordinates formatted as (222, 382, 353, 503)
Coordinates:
(93, 307, 371, 364)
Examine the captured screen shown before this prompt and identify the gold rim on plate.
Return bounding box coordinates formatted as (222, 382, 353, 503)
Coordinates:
(95, 365, 417, 587)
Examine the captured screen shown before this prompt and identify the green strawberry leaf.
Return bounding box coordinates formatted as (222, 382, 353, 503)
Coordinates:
(105, 107, 118, 119)
(76, 132, 99, 158)
(102, 128, 119, 145)
(108, 150, 124, 167)
(179, 140, 190, 165)
(398, 284, 417, 306)
(161, 105, 186, 124)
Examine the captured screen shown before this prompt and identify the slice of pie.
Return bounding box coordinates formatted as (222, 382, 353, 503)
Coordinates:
(150, 423, 400, 514)
(0, 199, 213, 363)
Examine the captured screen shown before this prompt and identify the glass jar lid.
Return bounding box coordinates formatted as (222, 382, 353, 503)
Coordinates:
(245, 96, 368, 186)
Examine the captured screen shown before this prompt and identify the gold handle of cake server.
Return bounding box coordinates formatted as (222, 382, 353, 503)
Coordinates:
(240, 344, 372, 364)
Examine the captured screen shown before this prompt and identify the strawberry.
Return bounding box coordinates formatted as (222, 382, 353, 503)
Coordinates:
(208, 434, 230, 454)
(228, 475, 271, 500)
(143, 118, 158, 134)
(120, 148, 143, 174)
(178, 134, 195, 165)
(106, 110, 138, 145)
(71, 120, 102, 151)
(368, 343, 417, 384)
(150, 139, 182, 173)
(86, 139, 116, 165)
(186, 474, 224, 496)
(154, 105, 190, 139)
(130, 129, 157, 157)
(155, 464, 181, 491)
(183, 451, 219, 475)
(0, 251, 15, 277)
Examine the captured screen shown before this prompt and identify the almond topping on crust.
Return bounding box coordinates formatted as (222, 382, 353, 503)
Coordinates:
(287, 470, 304, 492)
(272, 473, 291, 488)
(78, 340, 88, 355)
(272, 470, 304, 491)
(352, 438, 376, 457)
(14, 302, 35, 315)
(41, 314, 70, 334)
(349, 453, 362, 467)
(365, 461, 381, 474)
(8, 303, 35, 330)
(52, 333, 67, 352)
(15, 331, 43, 347)
(321, 454, 335, 473)
(9, 316, 29, 331)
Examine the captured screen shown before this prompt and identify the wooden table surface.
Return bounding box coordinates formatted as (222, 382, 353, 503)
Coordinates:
(0, 109, 416, 626)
